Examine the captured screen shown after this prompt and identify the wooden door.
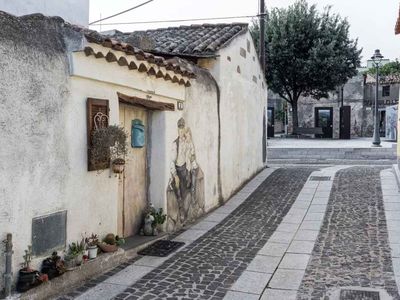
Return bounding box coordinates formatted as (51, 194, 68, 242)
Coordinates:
(267, 107, 275, 138)
(118, 104, 148, 237)
(315, 107, 333, 138)
(340, 106, 351, 139)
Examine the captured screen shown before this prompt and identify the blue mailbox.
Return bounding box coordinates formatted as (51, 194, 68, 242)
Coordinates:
(132, 119, 145, 148)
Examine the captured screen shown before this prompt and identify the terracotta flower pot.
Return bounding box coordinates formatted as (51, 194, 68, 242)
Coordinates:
(98, 243, 118, 253)
(112, 164, 124, 174)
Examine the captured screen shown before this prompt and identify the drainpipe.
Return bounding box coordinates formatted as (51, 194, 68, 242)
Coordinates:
(3, 233, 13, 298)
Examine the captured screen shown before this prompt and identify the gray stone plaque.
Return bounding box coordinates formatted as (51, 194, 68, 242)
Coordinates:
(32, 211, 67, 256)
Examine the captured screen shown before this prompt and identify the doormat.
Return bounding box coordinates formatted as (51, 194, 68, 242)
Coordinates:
(340, 289, 380, 300)
(309, 176, 331, 181)
(138, 240, 185, 257)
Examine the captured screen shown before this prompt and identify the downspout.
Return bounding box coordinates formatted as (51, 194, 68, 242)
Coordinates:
(210, 77, 223, 205)
(216, 85, 223, 204)
(3, 233, 12, 298)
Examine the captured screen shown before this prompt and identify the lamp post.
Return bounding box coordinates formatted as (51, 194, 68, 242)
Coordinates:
(371, 49, 384, 147)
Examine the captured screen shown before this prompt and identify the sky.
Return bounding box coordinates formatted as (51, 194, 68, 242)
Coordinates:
(89, 0, 400, 65)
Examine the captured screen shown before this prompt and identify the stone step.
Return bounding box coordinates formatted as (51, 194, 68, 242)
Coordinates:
(268, 147, 397, 160)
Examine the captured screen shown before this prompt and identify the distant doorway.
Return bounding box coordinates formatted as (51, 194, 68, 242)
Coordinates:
(379, 109, 386, 137)
(340, 106, 351, 139)
(267, 107, 275, 138)
(315, 107, 333, 138)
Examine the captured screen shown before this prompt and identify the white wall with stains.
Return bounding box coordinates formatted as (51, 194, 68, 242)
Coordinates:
(0, 0, 89, 26)
(201, 30, 267, 200)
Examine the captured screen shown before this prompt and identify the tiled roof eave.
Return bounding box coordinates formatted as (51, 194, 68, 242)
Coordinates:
(83, 34, 195, 80)
(81, 44, 194, 86)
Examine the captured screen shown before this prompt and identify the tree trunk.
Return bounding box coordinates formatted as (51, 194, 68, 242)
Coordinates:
(291, 101, 299, 134)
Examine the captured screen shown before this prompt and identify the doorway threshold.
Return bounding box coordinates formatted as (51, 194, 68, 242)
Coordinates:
(120, 233, 168, 252)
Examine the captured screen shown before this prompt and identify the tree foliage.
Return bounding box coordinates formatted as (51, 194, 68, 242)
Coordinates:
(365, 60, 400, 76)
(252, 0, 361, 129)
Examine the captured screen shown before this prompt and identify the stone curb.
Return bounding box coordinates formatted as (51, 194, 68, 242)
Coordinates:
(393, 164, 400, 192)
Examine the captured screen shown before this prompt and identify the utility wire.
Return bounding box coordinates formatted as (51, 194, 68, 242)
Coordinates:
(89, 0, 155, 25)
(89, 13, 267, 27)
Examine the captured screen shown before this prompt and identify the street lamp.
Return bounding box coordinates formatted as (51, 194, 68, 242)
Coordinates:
(371, 49, 384, 147)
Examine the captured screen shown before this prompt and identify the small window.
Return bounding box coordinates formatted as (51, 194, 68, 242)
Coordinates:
(382, 85, 390, 97)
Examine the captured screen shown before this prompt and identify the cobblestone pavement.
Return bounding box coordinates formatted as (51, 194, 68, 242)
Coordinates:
(297, 167, 400, 300)
(113, 168, 315, 300)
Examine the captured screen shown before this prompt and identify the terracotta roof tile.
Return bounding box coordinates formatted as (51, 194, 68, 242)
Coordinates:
(83, 34, 194, 78)
(109, 23, 248, 57)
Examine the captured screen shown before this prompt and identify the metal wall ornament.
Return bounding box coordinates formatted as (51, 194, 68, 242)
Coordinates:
(93, 112, 109, 130)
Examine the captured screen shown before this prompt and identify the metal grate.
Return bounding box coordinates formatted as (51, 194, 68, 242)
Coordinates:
(340, 289, 380, 300)
(309, 176, 331, 181)
(138, 240, 185, 257)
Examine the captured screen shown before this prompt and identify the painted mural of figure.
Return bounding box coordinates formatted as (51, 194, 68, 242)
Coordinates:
(167, 118, 204, 230)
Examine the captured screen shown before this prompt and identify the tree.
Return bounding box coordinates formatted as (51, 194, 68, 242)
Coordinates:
(252, 0, 361, 131)
(365, 60, 400, 77)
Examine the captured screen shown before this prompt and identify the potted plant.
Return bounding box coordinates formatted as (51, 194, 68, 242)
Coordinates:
(140, 204, 167, 236)
(17, 246, 48, 292)
(112, 158, 125, 174)
(85, 233, 99, 259)
(98, 233, 125, 253)
(41, 252, 65, 280)
(90, 125, 128, 173)
(66, 239, 85, 268)
(151, 208, 167, 233)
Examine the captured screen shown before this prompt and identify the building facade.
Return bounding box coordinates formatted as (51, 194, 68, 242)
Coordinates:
(268, 73, 399, 140)
(0, 13, 267, 291)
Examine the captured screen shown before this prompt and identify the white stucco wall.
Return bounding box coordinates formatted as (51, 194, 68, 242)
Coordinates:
(0, 37, 187, 284)
(0, 0, 89, 26)
(0, 26, 72, 288)
(200, 30, 267, 199)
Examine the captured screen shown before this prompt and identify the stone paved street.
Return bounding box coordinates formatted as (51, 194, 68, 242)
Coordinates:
(297, 167, 400, 300)
(57, 165, 400, 300)
(114, 168, 314, 300)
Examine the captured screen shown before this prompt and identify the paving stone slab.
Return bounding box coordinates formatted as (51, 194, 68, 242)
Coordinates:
(269, 231, 296, 244)
(276, 222, 300, 233)
(224, 290, 259, 300)
(247, 255, 281, 273)
(230, 271, 272, 295)
(268, 269, 305, 290)
(308, 204, 327, 213)
(75, 283, 127, 300)
(294, 230, 319, 242)
(260, 288, 297, 300)
(299, 220, 322, 231)
(303, 212, 325, 221)
(279, 253, 310, 270)
(258, 242, 289, 257)
(287, 240, 316, 254)
(104, 265, 153, 286)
